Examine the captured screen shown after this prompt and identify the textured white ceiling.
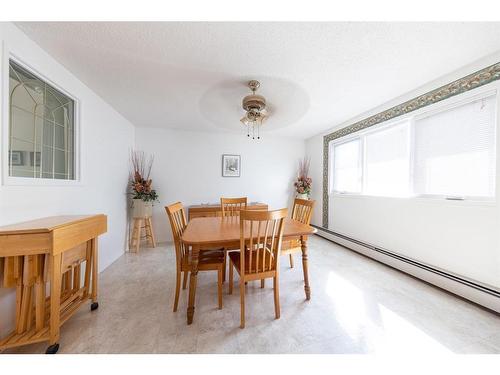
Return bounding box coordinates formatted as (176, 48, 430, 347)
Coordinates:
(15, 22, 500, 139)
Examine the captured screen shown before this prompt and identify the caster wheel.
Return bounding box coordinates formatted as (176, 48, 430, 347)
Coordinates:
(91, 302, 99, 311)
(46, 343, 59, 354)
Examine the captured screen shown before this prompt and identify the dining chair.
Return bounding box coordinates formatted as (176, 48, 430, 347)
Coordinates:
(220, 197, 248, 281)
(282, 198, 315, 268)
(165, 202, 225, 312)
(220, 197, 248, 217)
(228, 208, 288, 328)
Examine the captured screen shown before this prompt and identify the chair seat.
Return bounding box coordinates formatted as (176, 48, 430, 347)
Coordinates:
(263, 239, 302, 254)
(228, 249, 274, 274)
(200, 249, 225, 262)
(182, 249, 224, 270)
(280, 239, 302, 254)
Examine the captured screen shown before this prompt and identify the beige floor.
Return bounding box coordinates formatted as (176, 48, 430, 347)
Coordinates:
(4, 235, 500, 354)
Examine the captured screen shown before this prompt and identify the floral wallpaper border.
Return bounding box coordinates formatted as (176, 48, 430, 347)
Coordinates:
(322, 62, 500, 228)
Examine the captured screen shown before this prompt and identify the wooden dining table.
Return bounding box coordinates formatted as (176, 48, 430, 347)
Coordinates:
(181, 216, 317, 324)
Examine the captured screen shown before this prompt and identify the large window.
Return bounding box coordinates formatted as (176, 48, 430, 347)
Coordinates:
(331, 92, 497, 200)
(332, 139, 361, 193)
(364, 121, 410, 197)
(413, 95, 496, 198)
(8, 59, 76, 180)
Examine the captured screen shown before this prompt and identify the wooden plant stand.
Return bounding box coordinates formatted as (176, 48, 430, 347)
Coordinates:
(129, 217, 156, 252)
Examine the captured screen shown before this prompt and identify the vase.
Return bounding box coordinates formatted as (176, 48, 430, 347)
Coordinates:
(296, 193, 309, 200)
(132, 199, 153, 218)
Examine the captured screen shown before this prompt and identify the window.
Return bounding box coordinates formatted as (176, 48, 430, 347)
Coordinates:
(330, 91, 497, 200)
(414, 95, 496, 198)
(364, 121, 410, 197)
(332, 139, 361, 193)
(8, 59, 76, 180)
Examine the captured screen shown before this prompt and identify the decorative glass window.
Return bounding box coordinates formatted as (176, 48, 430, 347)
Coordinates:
(9, 59, 75, 180)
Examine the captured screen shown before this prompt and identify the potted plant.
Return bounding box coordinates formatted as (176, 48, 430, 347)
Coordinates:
(294, 157, 312, 200)
(130, 150, 159, 218)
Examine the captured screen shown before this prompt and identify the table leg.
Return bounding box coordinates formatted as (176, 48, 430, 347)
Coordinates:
(15, 276, 22, 333)
(300, 235, 311, 300)
(90, 238, 99, 311)
(35, 260, 45, 332)
(47, 253, 62, 353)
(83, 241, 92, 299)
(187, 244, 200, 324)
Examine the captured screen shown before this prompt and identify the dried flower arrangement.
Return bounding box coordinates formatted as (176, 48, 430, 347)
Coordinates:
(130, 150, 159, 202)
(294, 157, 312, 196)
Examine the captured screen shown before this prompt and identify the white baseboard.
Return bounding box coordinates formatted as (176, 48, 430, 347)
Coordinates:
(314, 227, 500, 314)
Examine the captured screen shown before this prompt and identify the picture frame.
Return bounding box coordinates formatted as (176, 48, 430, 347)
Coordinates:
(222, 154, 241, 177)
(10, 151, 23, 166)
(30, 151, 41, 167)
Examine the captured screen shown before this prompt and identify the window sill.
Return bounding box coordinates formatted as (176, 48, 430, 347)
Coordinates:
(330, 193, 497, 207)
(3, 176, 83, 187)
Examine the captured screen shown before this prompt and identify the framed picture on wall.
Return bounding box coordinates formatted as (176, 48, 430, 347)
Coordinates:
(222, 154, 241, 177)
(10, 150, 23, 166)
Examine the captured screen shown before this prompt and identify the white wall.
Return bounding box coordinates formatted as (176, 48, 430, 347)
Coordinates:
(306, 52, 500, 290)
(135, 127, 305, 242)
(0, 23, 135, 336)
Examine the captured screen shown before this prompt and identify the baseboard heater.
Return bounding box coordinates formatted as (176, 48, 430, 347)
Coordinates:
(312, 225, 500, 313)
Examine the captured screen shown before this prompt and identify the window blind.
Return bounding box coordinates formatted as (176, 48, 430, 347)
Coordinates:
(364, 121, 410, 197)
(413, 95, 496, 198)
(333, 139, 361, 193)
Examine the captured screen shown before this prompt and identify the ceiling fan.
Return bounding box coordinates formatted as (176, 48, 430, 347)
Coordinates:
(240, 80, 268, 139)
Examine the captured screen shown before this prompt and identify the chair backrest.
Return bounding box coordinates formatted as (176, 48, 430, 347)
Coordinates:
(291, 198, 315, 225)
(220, 197, 248, 217)
(165, 202, 189, 264)
(239, 208, 287, 276)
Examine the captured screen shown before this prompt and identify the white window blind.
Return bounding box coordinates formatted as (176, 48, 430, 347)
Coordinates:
(364, 121, 410, 197)
(414, 95, 496, 198)
(333, 139, 361, 193)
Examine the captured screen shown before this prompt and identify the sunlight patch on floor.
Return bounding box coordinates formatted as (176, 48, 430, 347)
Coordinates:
(326, 272, 452, 353)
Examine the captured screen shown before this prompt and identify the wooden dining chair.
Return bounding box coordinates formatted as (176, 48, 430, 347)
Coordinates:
(165, 202, 225, 312)
(220, 197, 248, 281)
(282, 198, 315, 268)
(220, 197, 248, 217)
(228, 208, 288, 328)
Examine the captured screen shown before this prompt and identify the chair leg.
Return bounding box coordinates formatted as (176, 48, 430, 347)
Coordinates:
(289, 254, 294, 268)
(273, 276, 280, 319)
(182, 270, 189, 290)
(217, 267, 223, 310)
(261, 279, 265, 288)
(222, 251, 227, 283)
(173, 268, 181, 312)
(228, 259, 233, 295)
(240, 279, 245, 329)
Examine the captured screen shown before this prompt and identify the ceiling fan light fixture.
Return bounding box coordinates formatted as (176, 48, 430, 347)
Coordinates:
(240, 80, 268, 140)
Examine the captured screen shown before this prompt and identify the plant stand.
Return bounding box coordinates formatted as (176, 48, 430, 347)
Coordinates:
(130, 217, 156, 253)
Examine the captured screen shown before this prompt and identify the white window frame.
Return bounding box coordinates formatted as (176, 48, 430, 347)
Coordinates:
(329, 80, 499, 204)
(329, 136, 363, 195)
(411, 89, 497, 202)
(2, 47, 82, 186)
(362, 118, 412, 197)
